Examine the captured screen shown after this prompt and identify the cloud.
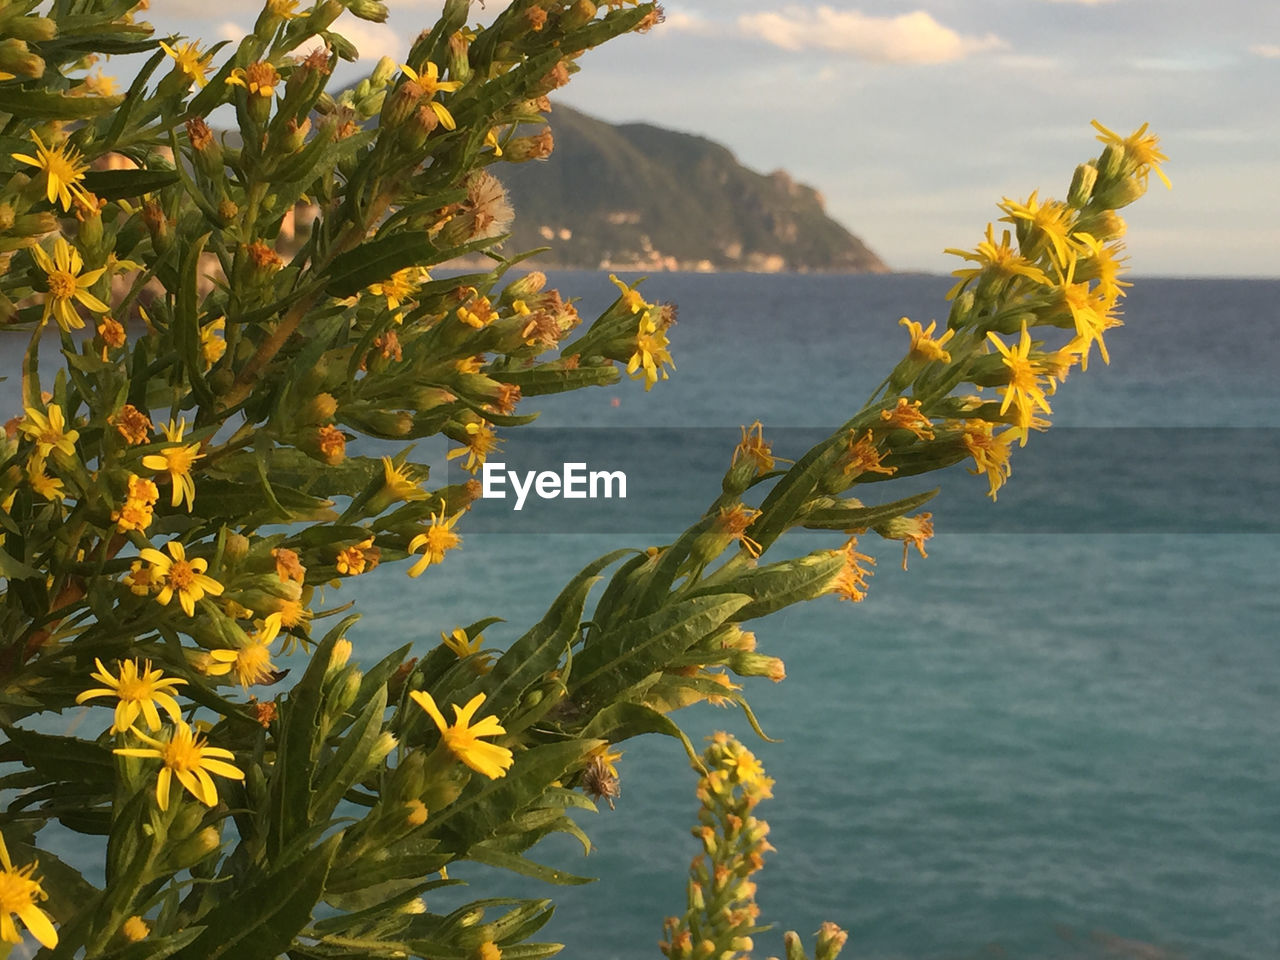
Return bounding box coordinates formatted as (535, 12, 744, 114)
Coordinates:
(661, 10, 715, 35)
(738, 6, 1005, 64)
(1249, 43, 1280, 58)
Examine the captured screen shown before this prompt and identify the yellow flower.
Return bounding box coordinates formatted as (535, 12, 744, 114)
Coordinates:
(714, 503, 763, 559)
(1053, 252, 1110, 372)
(11, 131, 92, 212)
(484, 128, 503, 156)
(410, 690, 513, 779)
(899, 317, 954, 364)
(961, 421, 1015, 500)
(944, 223, 1050, 299)
(879, 512, 934, 571)
(998, 190, 1075, 268)
(159, 40, 212, 88)
(446, 421, 500, 474)
(456, 291, 498, 328)
(831, 537, 875, 603)
(207, 613, 282, 690)
(19, 403, 79, 458)
(142, 418, 203, 511)
(0, 832, 58, 949)
(879, 397, 935, 441)
(31, 236, 109, 331)
(225, 61, 280, 98)
(1092, 119, 1171, 190)
(407, 511, 462, 577)
(25, 455, 65, 501)
(609, 274, 651, 314)
(381, 457, 427, 502)
(369, 267, 427, 314)
(76, 658, 186, 733)
(400, 62, 462, 131)
(336, 537, 378, 576)
(121, 915, 149, 942)
(441, 627, 494, 673)
(113, 404, 153, 446)
(139, 540, 224, 617)
(841, 430, 895, 478)
(732, 421, 788, 475)
(113, 723, 245, 810)
(271, 547, 306, 585)
(985, 323, 1052, 437)
(627, 310, 675, 391)
(113, 474, 160, 533)
(200, 317, 227, 367)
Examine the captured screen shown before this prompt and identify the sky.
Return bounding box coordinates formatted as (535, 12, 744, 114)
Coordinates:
(144, 1, 1280, 277)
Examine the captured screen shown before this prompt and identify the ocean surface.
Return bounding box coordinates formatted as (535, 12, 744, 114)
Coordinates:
(8, 273, 1280, 959)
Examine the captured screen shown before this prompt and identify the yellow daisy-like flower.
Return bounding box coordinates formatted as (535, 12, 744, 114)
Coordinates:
(445, 421, 500, 474)
(407, 511, 462, 577)
(0, 832, 58, 949)
(1053, 252, 1111, 372)
(19, 403, 79, 458)
(139, 540, 224, 617)
(225, 61, 280, 98)
(899, 317, 954, 364)
(25, 454, 65, 501)
(409, 690, 513, 779)
(627, 310, 675, 391)
(961, 420, 1015, 501)
(400, 62, 462, 131)
(369, 267, 428, 314)
(998, 190, 1076, 269)
(441, 627, 494, 673)
(985, 323, 1053, 438)
(200, 317, 227, 368)
(944, 223, 1051, 299)
(381, 456, 427, 502)
(732, 420, 788, 475)
(484, 128, 503, 156)
(11, 131, 92, 212)
(1092, 119, 1171, 190)
(159, 40, 212, 88)
(609, 274, 651, 314)
(141, 418, 203, 511)
(31, 236, 109, 331)
(113, 723, 245, 810)
(207, 613, 282, 690)
(76, 658, 186, 733)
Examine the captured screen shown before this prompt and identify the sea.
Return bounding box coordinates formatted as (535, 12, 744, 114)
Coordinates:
(7, 272, 1280, 959)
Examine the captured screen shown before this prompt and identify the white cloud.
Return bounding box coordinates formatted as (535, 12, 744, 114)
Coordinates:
(1249, 43, 1280, 58)
(661, 10, 714, 35)
(738, 6, 1005, 64)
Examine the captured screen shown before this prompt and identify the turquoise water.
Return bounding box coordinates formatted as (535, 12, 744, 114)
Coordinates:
(330, 274, 1280, 960)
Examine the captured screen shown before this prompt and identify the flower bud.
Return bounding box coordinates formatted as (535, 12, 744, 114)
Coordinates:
(815, 922, 850, 960)
(728, 651, 786, 682)
(327, 637, 353, 674)
(224, 533, 251, 563)
(562, 0, 598, 30)
(346, 0, 389, 22)
(1067, 162, 1098, 208)
(370, 56, 397, 86)
(282, 116, 311, 153)
(503, 128, 554, 162)
(5, 16, 57, 42)
(447, 29, 473, 85)
(0, 39, 46, 78)
(169, 826, 221, 870)
(307, 0, 344, 32)
(502, 270, 547, 302)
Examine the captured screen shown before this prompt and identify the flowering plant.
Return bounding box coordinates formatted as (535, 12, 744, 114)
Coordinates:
(0, 0, 1164, 956)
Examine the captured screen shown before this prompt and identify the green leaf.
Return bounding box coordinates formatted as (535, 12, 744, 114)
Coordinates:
(687, 551, 846, 621)
(0, 90, 124, 119)
(309, 685, 388, 824)
(1, 727, 114, 786)
(429, 741, 598, 848)
(750, 434, 846, 553)
(101, 928, 206, 960)
(454, 550, 631, 719)
(581, 702, 699, 766)
(82, 168, 180, 200)
(490, 363, 619, 397)
(169, 834, 340, 960)
(0, 546, 39, 580)
(801, 488, 939, 530)
(325, 234, 441, 299)
(571, 594, 752, 709)
(468, 844, 594, 885)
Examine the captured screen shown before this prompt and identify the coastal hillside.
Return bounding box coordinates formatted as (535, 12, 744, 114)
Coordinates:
(496, 105, 889, 273)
